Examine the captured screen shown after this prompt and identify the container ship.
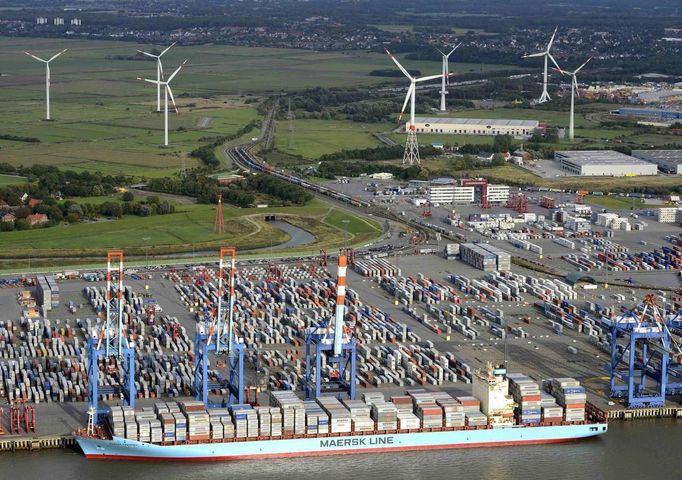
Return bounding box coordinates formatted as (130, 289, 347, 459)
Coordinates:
(76, 366, 608, 461)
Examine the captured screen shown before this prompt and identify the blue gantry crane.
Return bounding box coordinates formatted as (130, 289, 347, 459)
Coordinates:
(607, 294, 682, 408)
(304, 254, 357, 400)
(86, 250, 135, 423)
(194, 247, 245, 407)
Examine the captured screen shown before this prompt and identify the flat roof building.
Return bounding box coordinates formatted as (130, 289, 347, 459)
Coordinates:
(631, 150, 682, 175)
(554, 150, 658, 176)
(614, 107, 682, 121)
(410, 117, 539, 138)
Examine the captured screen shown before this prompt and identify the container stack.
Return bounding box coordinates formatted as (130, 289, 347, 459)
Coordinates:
(454, 396, 486, 427)
(230, 404, 251, 438)
(390, 395, 420, 429)
(303, 401, 329, 434)
(186, 411, 210, 441)
(371, 401, 398, 430)
(208, 408, 230, 440)
(415, 403, 443, 429)
(507, 374, 542, 425)
(107, 406, 125, 438)
(545, 377, 587, 423)
(270, 390, 305, 435)
(343, 398, 373, 432)
(174, 412, 187, 441)
(539, 391, 563, 425)
(317, 396, 351, 433)
(434, 392, 466, 428)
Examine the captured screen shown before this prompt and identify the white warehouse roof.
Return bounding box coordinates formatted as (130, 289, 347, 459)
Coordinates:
(555, 150, 653, 166)
(415, 117, 539, 127)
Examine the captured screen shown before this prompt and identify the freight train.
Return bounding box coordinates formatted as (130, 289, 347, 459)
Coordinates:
(230, 146, 371, 208)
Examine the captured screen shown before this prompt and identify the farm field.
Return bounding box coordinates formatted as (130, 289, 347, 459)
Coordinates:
(274, 119, 393, 160)
(0, 36, 519, 178)
(0, 174, 27, 186)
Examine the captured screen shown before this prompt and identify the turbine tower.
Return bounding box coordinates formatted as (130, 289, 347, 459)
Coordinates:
(437, 43, 461, 111)
(24, 49, 68, 120)
(138, 60, 187, 146)
(385, 49, 445, 166)
(137, 43, 176, 112)
(522, 27, 559, 104)
(555, 57, 591, 140)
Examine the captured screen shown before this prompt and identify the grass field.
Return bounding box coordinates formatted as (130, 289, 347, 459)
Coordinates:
(274, 119, 393, 159)
(585, 195, 647, 209)
(0, 174, 28, 186)
(0, 199, 382, 259)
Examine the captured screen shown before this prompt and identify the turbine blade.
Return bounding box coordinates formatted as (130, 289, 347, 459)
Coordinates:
(574, 77, 580, 99)
(25, 52, 47, 62)
(399, 83, 414, 121)
(548, 52, 561, 72)
(547, 26, 558, 52)
(447, 42, 462, 57)
(166, 60, 187, 83)
(384, 48, 413, 80)
(48, 49, 68, 62)
(159, 42, 177, 57)
(167, 86, 178, 113)
(575, 57, 592, 74)
(137, 50, 158, 58)
(138, 77, 161, 85)
(436, 47, 446, 56)
(523, 52, 545, 59)
(415, 73, 444, 83)
(159, 60, 165, 81)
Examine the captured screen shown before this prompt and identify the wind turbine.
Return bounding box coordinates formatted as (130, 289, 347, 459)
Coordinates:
(523, 27, 559, 104)
(385, 49, 445, 166)
(137, 43, 176, 112)
(554, 57, 591, 140)
(138, 60, 187, 146)
(24, 49, 68, 120)
(437, 43, 462, 111)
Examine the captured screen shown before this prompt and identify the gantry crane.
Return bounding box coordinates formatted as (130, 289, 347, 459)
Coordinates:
(607, 294, 682, 408)
(87, 251, 135, 423)
(304, 255, 357, 400)
(194, 247, 245, 407)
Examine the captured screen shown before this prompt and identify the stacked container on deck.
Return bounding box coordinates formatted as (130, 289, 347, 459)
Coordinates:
(317, 396, 351, 433)
(507, 374, 542, 425)
(544, 377, 586, 423)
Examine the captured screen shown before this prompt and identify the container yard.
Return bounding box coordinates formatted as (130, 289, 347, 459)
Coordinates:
(0, 238, 679, 459)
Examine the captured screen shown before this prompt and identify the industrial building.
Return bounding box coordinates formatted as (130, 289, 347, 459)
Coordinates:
(614, 107, 682, 121)
(554, 150, 658, 176)
(410, 117, 539, 138)
(631, 150, 682, 174)
(428, 183, 509, 205)
(487, 185, 510, 203)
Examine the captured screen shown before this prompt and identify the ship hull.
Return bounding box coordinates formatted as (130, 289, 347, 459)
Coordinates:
(76, 423, 607, 461)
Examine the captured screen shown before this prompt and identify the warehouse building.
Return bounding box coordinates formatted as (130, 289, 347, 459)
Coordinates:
(631, 150, 682, 174)
(554, 150, 658, 176)
(614, 107, 682, 121)
(410, 117, 539, 138)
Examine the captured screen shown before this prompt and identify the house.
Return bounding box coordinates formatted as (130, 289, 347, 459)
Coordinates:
(0, 199, 8, 210)
(27, 213, 48, 226)
(1, 213, 15, 224)
(28, 198, 43, 209)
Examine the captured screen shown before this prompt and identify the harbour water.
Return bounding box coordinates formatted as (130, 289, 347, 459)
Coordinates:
(0, 419, 677, 479)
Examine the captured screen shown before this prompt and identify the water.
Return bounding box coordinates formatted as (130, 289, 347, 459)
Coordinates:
(1, 420, 678, 480)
